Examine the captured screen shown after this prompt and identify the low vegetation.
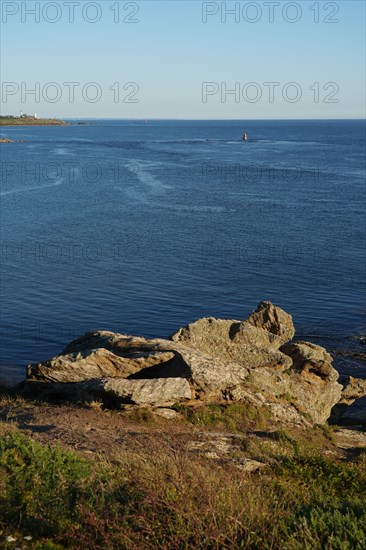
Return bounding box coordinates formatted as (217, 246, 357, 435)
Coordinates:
(172, 402, 272, 431)
(0, 116, 67, 126)
(0, 399, 365, 549)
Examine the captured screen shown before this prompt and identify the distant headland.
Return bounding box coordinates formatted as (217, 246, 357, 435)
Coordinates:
(0, 113, 69, 126)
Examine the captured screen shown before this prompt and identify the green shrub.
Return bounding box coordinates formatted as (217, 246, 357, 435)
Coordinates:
(0, 432, 134, 548)
(287, 505, 366, 549)
(0, 432, 90, 535)
(0, 429, 365, 549)
(280, 454, 365, 501)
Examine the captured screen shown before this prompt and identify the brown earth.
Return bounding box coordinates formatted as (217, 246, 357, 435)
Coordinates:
(1, 397, 365, 466)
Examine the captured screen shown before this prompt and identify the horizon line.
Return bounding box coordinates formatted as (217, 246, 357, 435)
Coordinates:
(60, 117, 366, 121)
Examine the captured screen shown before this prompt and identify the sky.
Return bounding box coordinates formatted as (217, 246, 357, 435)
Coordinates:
(1, 0, 365, 119)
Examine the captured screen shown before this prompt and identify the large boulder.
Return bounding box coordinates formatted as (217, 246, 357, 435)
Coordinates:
(27, 348, 176, 383)
(171, 314, 292, 371)
(171, 317, 239, 353)
(279, 341, 337, 380)
(247, 341, 342, 423)
(25, 377, 192, 407)
(247, 301, 295, 343)
(278, 341, 342, 423)
(26, 331, 250, 402)
(330, 376, 366, 424)
(99, 377, 192, 406)
(340, 376, 366, 404)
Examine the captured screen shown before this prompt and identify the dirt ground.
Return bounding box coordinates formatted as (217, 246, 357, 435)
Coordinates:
(1, 397, 366, 467)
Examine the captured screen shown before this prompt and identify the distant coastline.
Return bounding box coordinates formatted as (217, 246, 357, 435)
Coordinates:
(0, 115, 69, 126)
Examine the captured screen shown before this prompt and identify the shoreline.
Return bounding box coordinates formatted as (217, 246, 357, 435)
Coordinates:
(6, 301, 365, 428)
(0, 117, 69, 126)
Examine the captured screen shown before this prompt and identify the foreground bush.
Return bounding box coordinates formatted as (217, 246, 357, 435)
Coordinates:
(0, 429, 365, 549)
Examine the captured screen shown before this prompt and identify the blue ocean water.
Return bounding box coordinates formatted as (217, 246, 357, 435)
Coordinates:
(0, 119, 365, 383)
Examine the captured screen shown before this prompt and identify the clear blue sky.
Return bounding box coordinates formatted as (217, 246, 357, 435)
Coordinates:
(1, 0, 365, 118)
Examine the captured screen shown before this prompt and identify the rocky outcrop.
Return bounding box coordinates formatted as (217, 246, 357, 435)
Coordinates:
(27, 348, 177, 383)
(27, 377, 192, 407)
(247, 300, 295, 343)
(27, 331, 251, 402)
(186, 434, 265, 471)
(171, 317, 292, 370)
(24, 302, 343, 424)
(330, 376, 366, 424)
(225, 339, 341, 424)
(268, 341, 341, 424)
(340, 376, 366, 405)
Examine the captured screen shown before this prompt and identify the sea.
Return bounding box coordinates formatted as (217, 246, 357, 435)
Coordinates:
(0, 119, 365, 384)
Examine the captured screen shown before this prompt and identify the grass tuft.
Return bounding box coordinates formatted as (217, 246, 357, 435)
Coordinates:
(173, 402, 271, 431)
(0, 423, 365, 548)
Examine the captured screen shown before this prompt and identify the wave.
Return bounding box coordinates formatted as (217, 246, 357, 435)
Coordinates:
(155, 203, 225, 213)
(124, 160, 171, 190)
(68, 138, 94, 142)
(53, 147, 74, 156)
